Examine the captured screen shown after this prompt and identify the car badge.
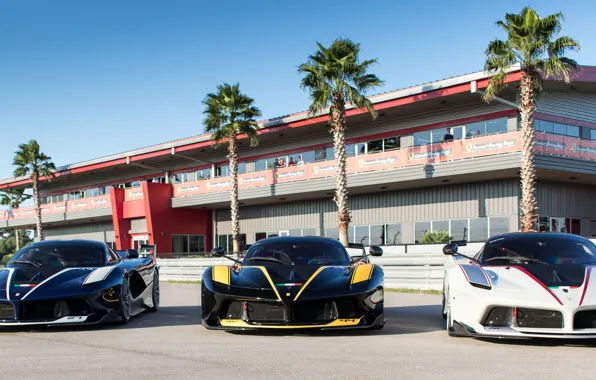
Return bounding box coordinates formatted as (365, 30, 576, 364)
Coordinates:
(15, 293, 20, 297)
(286, 293, 290, 296)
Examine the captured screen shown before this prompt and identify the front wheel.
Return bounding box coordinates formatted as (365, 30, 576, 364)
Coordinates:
(118, 277, 132, 324)
(148, 271, 160, 312)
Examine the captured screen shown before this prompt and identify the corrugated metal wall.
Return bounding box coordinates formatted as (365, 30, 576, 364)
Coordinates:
(537, 92, 596, 124)
(215, 179, 519, 243)
(537, 180, 596, 217)
(44, 222, 115, 243)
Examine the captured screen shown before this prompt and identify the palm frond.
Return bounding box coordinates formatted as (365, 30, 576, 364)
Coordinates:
(298, 38, 383, 121)
(483, 6, 579, 100)
(201, 83, 261, 148)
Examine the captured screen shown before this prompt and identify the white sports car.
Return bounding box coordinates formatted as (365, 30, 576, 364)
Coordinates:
(442, 232, 596, 339)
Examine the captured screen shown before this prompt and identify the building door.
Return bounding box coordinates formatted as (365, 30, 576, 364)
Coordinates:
(550, 217, 567, 232)
(131, 235, 149, 250)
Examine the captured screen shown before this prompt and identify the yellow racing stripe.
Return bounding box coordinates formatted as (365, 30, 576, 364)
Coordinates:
(293, 266, 328, 301)
(219, 317, 363, 329)
(351, 264, 374, 285)
(212, 265, 230, 285)
(249, 266, 282, 301)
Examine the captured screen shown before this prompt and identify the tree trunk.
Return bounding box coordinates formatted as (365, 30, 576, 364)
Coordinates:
(15, 229, 20, 251)
(228, 135, 241, 257)
(519, 70, 539, 232)
(33, 172, 44, 241)
(331, 92, 351, 247)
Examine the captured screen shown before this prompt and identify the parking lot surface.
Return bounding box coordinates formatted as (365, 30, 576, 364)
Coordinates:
(1, 283, 593, 380)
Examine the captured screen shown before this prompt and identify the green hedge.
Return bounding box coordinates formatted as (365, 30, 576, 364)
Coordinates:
(1, 254, 13, 264)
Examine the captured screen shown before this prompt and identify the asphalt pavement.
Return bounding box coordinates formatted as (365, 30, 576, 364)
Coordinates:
(1, 283, 594, 380)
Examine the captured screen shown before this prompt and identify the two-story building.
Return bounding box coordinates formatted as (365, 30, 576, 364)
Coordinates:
(2, 65, 596, 256)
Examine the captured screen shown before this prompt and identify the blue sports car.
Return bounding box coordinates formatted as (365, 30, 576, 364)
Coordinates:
(0, 239, 159, 327)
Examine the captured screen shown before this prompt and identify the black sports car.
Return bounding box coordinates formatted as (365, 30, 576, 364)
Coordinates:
(201, 236, 385, 330)
(0, 239, 159, 327)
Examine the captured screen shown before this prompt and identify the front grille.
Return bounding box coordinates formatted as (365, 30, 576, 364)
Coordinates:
(483, 307, 513, 327)
(246, 302, 286, 322)
(292, 300, 362, 323)
(515, 308, 563, 329)
(0, 302, 14, 320)
(223, 299, 362, 324)
(574, 310, 596, 329)
(20, 299, 90, 321)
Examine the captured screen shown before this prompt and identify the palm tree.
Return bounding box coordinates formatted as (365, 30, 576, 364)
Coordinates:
(203, 83, 261, 256)
(482, 7, 580, 232)
(298, 38, 384, 247)
(13, 140, 56, 241)
(0, 188, 28, 250)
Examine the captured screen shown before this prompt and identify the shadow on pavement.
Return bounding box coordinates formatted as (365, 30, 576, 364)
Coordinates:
(0, 305, 202, 334)
(474, 336, 596, 348)
(225, 304, 445, 337)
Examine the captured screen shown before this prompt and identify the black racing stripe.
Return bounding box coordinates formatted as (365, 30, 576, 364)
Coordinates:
(518, 264, 588, 287)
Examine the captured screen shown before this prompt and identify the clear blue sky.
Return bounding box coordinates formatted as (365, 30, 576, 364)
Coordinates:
(1, 0, 595, 180)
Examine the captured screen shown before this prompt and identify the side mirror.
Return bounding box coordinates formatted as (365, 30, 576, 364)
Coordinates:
(442, 243, 458, 256)
(369, 246, 383, 257)
(126, 249, 140, 259)
(211, 246, 226, 256)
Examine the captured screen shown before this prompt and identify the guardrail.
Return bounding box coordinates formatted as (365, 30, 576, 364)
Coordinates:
(157, 243, 489, 291)
(157, 239, 596, 291)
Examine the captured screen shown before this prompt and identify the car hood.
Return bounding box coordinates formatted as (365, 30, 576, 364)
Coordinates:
(0, 266, 104, 301)
(225, 264, 375, 301)
(476, 264, 596, 307)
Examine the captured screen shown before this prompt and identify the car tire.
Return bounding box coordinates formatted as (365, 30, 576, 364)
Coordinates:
(118, 277, 132, 324)
(148, 271, 160, 313)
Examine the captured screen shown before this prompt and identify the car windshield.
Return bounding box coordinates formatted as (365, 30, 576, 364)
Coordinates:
(481, 234, 596, 265)
(243, 240, 351, 266)
(9, 242, 106, 268)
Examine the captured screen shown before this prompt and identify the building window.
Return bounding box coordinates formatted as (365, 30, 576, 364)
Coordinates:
(302, 228, 318, 236)
(172, 234, 206, 253)
(431, 220, 449, 233)
(489, 216, 509, 237)
(383, 137, 400, 151)
(216, 234, 246, 253)
(370, 225, 384, 246)
(288, 229, 302, 236)
(216, 165, 230, 177)
(326, 228, 339, 241)
(255, 232, 267, 241)
(195, 168, 211, 180)
(354, 226, 369, 245)
(450, 219, 468, 241)
(469, 218, 488, 242)
(414, 222, 431, 243)
(367, 140, 383, 154)
(385, 224, 402, 245)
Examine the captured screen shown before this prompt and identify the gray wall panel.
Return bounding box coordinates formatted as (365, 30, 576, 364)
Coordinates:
(537, 180, 596, 218)
(537, 92, 596, 124)
(44, 222, 115, 243)
(215, 179, 519, 243)
(536, 155, 596, 175)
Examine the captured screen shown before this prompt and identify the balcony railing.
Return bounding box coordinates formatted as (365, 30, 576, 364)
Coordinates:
(172, 130, 523, 198)
(0, 195, 111, 221)
(534, 131, 596, 160)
